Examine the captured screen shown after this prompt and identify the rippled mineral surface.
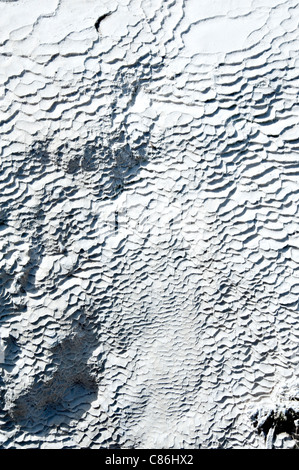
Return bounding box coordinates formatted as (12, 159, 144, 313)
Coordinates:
(1, 0, 299, 449)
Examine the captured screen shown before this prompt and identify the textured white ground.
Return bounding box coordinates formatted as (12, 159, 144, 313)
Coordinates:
(0, 0, 299, 449)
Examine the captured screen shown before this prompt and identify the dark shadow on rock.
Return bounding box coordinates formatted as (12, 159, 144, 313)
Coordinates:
(95, 12, 112, 32)
(6, 326, 102, 436)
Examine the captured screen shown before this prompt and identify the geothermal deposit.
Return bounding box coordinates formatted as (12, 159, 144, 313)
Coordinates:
(1, 0, 299, 449)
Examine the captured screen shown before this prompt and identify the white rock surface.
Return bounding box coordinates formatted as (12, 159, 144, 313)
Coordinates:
(1, 0, 299, 449)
